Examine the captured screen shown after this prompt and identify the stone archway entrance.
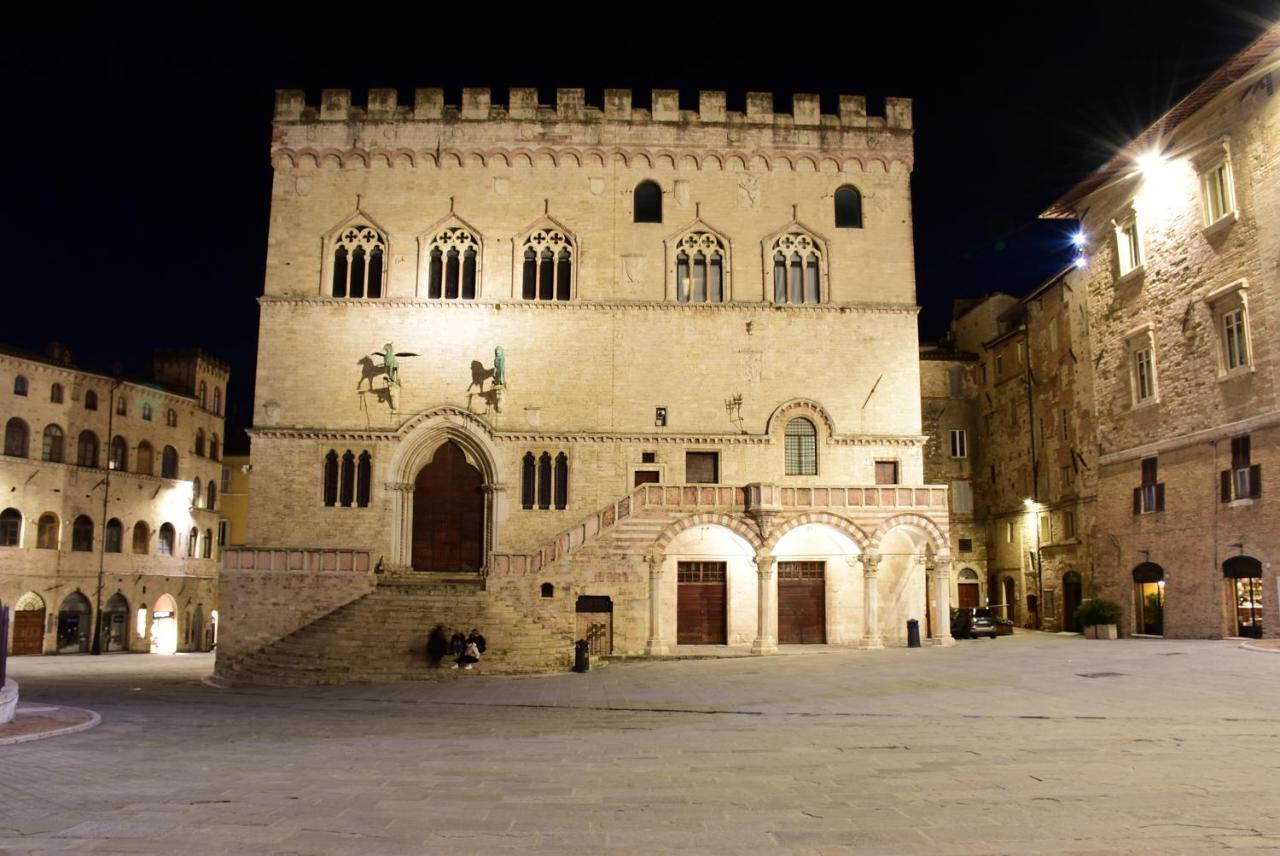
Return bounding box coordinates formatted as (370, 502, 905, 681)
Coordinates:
(413, 441, 485, 572)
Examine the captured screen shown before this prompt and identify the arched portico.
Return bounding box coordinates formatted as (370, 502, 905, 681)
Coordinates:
(653, 522, 758, 652)
(387, 410, 505, 572)
(870, 514, 954, 646)
(771, 523, 864, 645)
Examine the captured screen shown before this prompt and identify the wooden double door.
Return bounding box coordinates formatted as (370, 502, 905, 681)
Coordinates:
(778, 561, 826, 644)
(11, 609, 44, 655)
(412, 442, 485, 572)
(677, 561, 726, 644)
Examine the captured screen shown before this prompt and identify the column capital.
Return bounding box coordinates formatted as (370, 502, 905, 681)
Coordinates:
(860, 551, 880, 574)
(753, 552, 775, 574)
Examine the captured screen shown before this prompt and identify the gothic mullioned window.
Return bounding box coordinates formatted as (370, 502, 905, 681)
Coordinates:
(672, 230, 728, 303)
(322, 449, 372, 508)
(520, 224, 575, 301)
(330, 223, 387, 299)
(423, 226, 481, 300)
(521, 450, 569, 510)
(771, 230, 826, 305)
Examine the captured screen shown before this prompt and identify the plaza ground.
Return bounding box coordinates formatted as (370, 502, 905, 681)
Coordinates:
(2, 633, 1279, 854)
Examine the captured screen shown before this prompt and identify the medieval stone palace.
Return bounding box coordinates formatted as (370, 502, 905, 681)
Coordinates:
(217, 87, 954, 684)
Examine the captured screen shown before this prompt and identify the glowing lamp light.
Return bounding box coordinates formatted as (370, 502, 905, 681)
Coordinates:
(1074, 255, 1088, 269)
(1137, 151, 1166, 176)
(1071, 231, 1086, 248)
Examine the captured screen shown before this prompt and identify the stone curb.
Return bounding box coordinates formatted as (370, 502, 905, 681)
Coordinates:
(1240, 641, 1280, 654)
(0, 707, 101, 746)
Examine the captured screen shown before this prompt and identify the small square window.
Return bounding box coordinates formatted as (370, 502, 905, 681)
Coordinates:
(641, 451, 657, 464)
(874, 460, 898, 485)
(958, 538, 973, 553)
(686, 452, 719, 484)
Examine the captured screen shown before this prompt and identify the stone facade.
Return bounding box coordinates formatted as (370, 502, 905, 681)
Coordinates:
(1, 346, 227, 655)
(220, 87, 953, 684)
(1042, 28, 1279, 639)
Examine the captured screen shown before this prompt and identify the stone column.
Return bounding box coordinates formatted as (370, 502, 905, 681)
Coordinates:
(645, 555, 670, 655)
(386, 482, 415, 572)
(934, 554, 954, 645)
(751, 553, 778, 654)
(861, 551, 884, 649)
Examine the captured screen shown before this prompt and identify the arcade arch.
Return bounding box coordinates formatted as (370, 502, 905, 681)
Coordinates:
(151, 594, 178, 655)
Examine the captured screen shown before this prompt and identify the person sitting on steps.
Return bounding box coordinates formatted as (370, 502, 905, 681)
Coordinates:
(466, 628, 487, 656)
(453, 638, 481, 670)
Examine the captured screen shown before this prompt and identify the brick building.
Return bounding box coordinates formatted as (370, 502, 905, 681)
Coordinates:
(1, 345, 227, 655)
(1041, 27, 1279, 639)
(218, 86, 955, 685)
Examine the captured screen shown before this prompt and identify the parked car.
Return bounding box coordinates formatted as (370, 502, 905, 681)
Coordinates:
(951, 607, 998, 640)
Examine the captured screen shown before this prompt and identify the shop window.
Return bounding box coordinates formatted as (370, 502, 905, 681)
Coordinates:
(1224, 556, 1263, 638)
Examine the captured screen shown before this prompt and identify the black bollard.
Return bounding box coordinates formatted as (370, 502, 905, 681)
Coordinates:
(573, 639, 590, 673)
(906, 618, 921, 648)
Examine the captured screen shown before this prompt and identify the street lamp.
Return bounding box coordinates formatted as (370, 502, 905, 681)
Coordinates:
(1023, 497, 1044, 630)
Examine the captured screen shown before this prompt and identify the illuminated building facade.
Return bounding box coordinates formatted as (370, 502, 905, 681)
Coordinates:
(0, 345, 227, 655)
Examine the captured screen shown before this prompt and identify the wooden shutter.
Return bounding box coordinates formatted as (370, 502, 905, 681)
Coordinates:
(1155, 483, 1165, 512)
(1221, 470, 1232, 503)
(1133, 487, 1141, 515)
(1250, 464, 1262, 498)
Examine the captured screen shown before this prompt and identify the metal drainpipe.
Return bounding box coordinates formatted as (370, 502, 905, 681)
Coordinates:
(91, 379, 121, 655)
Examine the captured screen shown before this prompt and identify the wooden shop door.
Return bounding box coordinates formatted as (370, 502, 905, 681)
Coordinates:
(12, 609, 44, 655)
(676, 561, 727, 644)
(777, 561, 826, 644)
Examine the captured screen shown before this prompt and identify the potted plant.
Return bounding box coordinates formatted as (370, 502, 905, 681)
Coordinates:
(1075, 598, 1121, 639)
(994, 617, 1015, 636)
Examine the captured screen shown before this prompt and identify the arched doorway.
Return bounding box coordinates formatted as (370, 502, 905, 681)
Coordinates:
(1061, 571, 1083, 632)
(11, 591, 46, 655)
(412, 441, 485, 572)
(1223, 556, 1263, 638)
(56, 592, 92, 654)
(1133, 563, 1164, 636)
(957, 568, 981, 609)
(664, 523, 757, 646)
(1002, 577, 1017, 624)
(102, 593, 130, 652)
(151, 594, 178, 655)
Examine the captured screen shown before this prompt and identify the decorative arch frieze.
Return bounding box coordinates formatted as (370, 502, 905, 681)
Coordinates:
(762, 511, 871, 553)
(653, 512, 764, 554)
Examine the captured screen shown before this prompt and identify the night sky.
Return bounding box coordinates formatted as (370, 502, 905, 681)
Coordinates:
(3, 5, 1275, 452)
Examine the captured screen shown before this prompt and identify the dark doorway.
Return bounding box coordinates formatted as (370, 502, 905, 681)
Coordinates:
(57, 592, 91, 654)
(957, 568, 980, 609)
(777, 561, 826, 644)
(412, 441, 485, 572)
(1224, 556, 1263, 638)
(1002, 577, 1017, 624)
(1133, 562, 1164, 636)
(1062, 571, 1083, 632)
(103, 593, 130, 652)
(676, 561, 727, 644)
(575, 595, 613, 655)
(12, 593, 45, 655)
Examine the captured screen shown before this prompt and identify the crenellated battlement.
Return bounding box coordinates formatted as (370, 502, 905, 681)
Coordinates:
(273, 88, 912, 131)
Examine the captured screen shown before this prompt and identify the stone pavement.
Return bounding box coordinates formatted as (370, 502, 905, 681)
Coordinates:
(2, 634, 1279, 854)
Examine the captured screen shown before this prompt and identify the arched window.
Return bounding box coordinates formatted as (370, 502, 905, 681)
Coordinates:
(521, 452, 536, 510)
(187, 526, 198, 558)
(77, 430, 99, 468)
(784, 417, 818, 475)
(13, 375, 28, 396)
(157, 523, 175, 557)
(323, 450, 339, 507)
(4, 417, 29, 458)
(0, 508, 21, 546)
(109, 435, 128, 472)
(207, 481, 217, 510)
(212, 387, 222, 416)
(424, 226, 480, 300)
(105, 518, 123, 553)
(115, 396, 127, 416)
(42, 424, 64, 462)
(166, 408, 177, 427)
(132, 521, 149, 554)
(540, 582, 555, 598)
(356, 452, 371, 508)
(136, 441, 154, 475)
(50, 383, 64, 403)
(834, 185, 863, 228)
(331, 222, 386, 298)
(340, 451, 355, 507)
(71, 515, 94, 552)
(673, 230, 728, 303)
(195, 429, 205, 457)
(141, 401, 152, 421)
(198, 382, 207, 410)
(85, 390, 98, 411)
(209, 434, 220, 461)
(202, 528, 213, 559)
(554, 453, 569, 510)
(771, 231, 825, 305)
(161, 446, 178, 479)
(192, 478, 202, 508)
(634, 180, 663, 223)
(520, 226, 574, 301)
(37, 514, 59, 549)
(537, 452, 552, 510)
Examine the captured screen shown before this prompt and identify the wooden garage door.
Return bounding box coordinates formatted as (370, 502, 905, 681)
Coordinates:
(677, 561, 726, 644)
(778, 561, 826, 644)
(12, 609, 44, 655)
